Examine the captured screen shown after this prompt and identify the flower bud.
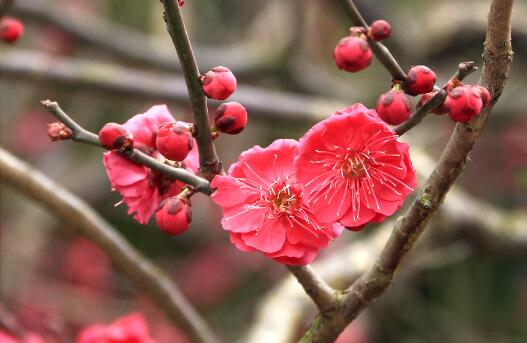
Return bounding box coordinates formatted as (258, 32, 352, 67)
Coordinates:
(155, 197, 191, 235)
(47, 122, 73, 141)
(156, 122, 193, 161)
(445, 85, 483, 122)
(201, 66, 237, 100)
(417, 91, 449, 115)
(1, 17, 24, 43)
(369, 20, 391, 41)
(214, 102, 247, 135)
(406, 65, 436, 95)
(375, 88, 412, 125)
(333, 35, 372, 73)
(98, 123, 133, 150)
(178, 0, 185, 7)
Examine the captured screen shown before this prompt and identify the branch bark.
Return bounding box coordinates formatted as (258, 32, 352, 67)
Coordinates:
(41, 100, 212, 195)
(286, 265, 336, 313)
(161, 0, 221, 180)
(0, 148, 220, 343)
(299, 0, 514, 341)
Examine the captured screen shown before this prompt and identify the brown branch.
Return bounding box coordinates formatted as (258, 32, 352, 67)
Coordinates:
(41, 100, 212, 195)
(299, 0, 514, 341)
(161, 0, 221, 180)
(286, 265, 336, 313)
(395, 61, 478, 136)
(0, 148, 220, 343)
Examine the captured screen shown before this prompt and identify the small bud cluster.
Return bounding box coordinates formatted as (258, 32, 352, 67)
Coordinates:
(200, 66, 248, 136)
(1, 17, 24, 43)
(47, 122, 73, 141)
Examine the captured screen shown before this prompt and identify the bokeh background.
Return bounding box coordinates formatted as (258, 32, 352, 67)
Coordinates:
(1, 0, 526, 342)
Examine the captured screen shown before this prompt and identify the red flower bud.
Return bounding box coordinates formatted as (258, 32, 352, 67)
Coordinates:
(47, 122, 73, 141)
(333, 35, 372, 73)
(417, 91, 449, 115)
(369, 20, 391, 41)
(201, 66, 237, 100)
(375, 88, 412, 125)
(472, 85, 491, 107)
(1, 17, 24, 43)
(214, 102, 247, 135)
(156, 122, 193, 161)
(178, 0, 185, 7)
(98, 123, 133, 150)
(445, 85, 483, 122)
(155, 197, 191, 235)
(406, 65, 436, 95)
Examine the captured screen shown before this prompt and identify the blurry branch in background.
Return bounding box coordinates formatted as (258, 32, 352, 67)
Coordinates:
(11, 0, 274, 77)
(40, 100, 212, 194)
(244, 146, 527, 343)
(0, 148, 220, 343)
(0, 0, 15, 19)
(161, 0, 221, 180)
(0, 49, 344, 121)
(294, 0, 514, 341)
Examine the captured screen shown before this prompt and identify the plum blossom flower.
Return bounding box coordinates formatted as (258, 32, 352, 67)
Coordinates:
(295, 104, 416, 230)
(211, 139, 342, 265)
(76, 313, 158, 343)
(103, 105, 198, 224)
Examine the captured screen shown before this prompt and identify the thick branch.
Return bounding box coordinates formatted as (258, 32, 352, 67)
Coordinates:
(41, 100, 211, 194)
(0, 148, 220, 343)
(300, 0, 514, 341)
(395, 61, 478, 136)
(286, 265, 336, 313)
(161, 0, 221, 180)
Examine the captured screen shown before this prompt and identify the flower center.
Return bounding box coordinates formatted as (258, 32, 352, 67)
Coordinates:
(266, 180, 302, 215)
(341, 155, 367, 178)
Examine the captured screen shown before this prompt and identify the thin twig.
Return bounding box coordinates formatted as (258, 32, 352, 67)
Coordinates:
(299, 0, 514, 341)
(41, 100, 212, 194)
(286, 265, 336, 313)
(161, 0, 221, 180)
(0, 148, 220, 343)
(395, 61, 478, 136)
(341, 0, 407, 82)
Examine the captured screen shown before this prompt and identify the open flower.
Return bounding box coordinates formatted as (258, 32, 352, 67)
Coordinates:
(211, 139, 342, 265)
(295, 104, 416, 230)
(76, 313, 158, 343)
(103, 105, 198, 224)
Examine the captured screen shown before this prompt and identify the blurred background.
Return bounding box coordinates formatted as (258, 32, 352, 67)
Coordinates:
(1, 0, 526, 342)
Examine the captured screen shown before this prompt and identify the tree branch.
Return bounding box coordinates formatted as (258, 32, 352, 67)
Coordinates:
(41, 100, 212, 195)
(395, 61, 478, 136)
(299, 0, 514, 341)
(161, 0, 221, 180)
(341, 0, 407, 82)
(286, 265, 336, 313)
(0, 148, 220, 343)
